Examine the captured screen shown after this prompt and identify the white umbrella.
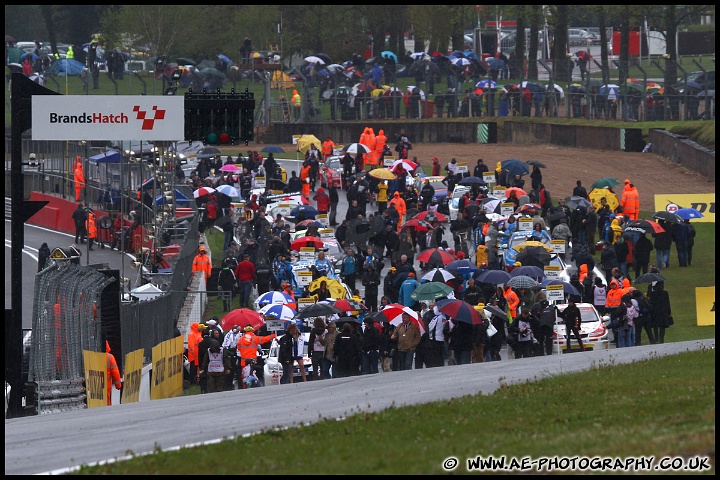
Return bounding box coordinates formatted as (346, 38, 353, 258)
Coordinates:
(410, 52, 430, 60)
(451, 58, 472, 67)
(546, 83, 565, 99)
(344, 143, 371, 154)
(407, 86, 426, 100)
(192, 186, 215, 198)
(215, 184, 239, 198)
(326, 63, 344, 73)
(421, 268, 456, 283)
(304, 55, 325, 65)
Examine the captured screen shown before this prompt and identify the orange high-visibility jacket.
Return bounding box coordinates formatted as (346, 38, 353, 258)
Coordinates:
(237, 332, 276, 360)
(187, 322, 203, 366)
(605, 280, 624, 308)
(504, 286, 520, 318)
(86, 212, 97, 239)
(106, 341, 122, 406)
(192, 251, 212, 281)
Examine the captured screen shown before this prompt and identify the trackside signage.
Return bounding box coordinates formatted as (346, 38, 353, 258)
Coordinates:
(31, 95, 184, 141)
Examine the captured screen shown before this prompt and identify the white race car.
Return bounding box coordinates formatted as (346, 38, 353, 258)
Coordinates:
(551, 302, 611, 353)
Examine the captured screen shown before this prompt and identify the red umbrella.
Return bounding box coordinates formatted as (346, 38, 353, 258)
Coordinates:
(401, 218, 433, 231)
(334, 298, 367, 313)
(410, 210, 448, 223)
(220, 308, 265, 332)
(290, 236, 324, 251)
(379, 304, 426, 335)
(436, 299, 484, 325)
(416, 248, 455, 267)
(517, 203, 542, 215)
(505, 187, 527, 199)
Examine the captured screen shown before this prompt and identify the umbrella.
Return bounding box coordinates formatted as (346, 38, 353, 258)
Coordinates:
(309, 277, 348, 299)
(304, 55, 326, 65)
(451, 57, 472, 67)
(380, 50, 398, 63)
(261, 145, 285, 153)
(401, 218, 433, 232)
(476, 79, 498, 89)
(220, 308, 265, 333)
(475, 269, 511, 285)
(515, 241, 553, 253)
(410, 210, 448, 223)
(416, 248, 455, 267)
(651, 211, 683, 224)
(507, 275, 538, 289)
(314, 53, 332, 64)
(296, 134, 322, 154)
(411, 282, 454, 301)
(505, 187, 527, 199)
(219, 164, 239, 172)
(546, 84, 565, 99)
(365, 311, 390, 323)
(368, 168, 397, 180)
(458, 176, 486, 186)
(634, 272, 666, 285)
(334, 298, 367, 314)
(176, 57, 196, 66)
(599, 84, 620, 99)
(20, 52, 39, 62)
(294, 219, 323, 228)
(256, 291, 296, 308)
(444, 260, 479, 274)
(515, 246, 552, 269)
(624, 219, 664, 236)
(674, 208, 704, 220)
(590, 177, 620, 190)
(290, 205, 319, 218)
(192, 186, 215, 198)
(542, 279, 580, 297)
(485, 56, 504, 71)
(290, 236, 324, 251)
(510, 265, 545, 279)
(526, 160, 546, 168)
(196, 146, 223, 159)
(421, 268, 456, 283)
(215, 184, 239, 198)
(216, 54, 233, 65)
(436, 299, 484, 325)
(409, 52, 430, 60)
(259, 304, 297, 321)
(517, 203, 542, 215)
(283, 318, 306, 332)
(482, 198, 502, 214)
(565, 196, 593, 210)
(406, 86, 426, 100)
(390, 159, 419, 174)
(343, 142, 371, 154)
(501, 158, 530, 178)
(200, 67, 227, 79)
(522, 81, 545, 93)
(380, 304, 426, 336)
(334, 317, 362, 330)
(588, 188, 619, 212)
(484, 304, 508, 320)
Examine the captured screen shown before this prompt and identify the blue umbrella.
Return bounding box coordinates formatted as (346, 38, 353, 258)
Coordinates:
(445, 260, 480, 274)
(485, 56, 504, 71)
(290, 205, 319, 218)
(475, 79, 498, 89)
(674, 208, 704, 220)
(501, 158, 530, 177)
(542, 279, 580, 297)
(217, 53, 233, 65)
(510, 265, 545, 279)
(20, 52, 38, 62)
(261, 145, 285, 154)
(380, 50, 398, 63)
(475, 269, 511, 285)
(458, 176, 486, 186)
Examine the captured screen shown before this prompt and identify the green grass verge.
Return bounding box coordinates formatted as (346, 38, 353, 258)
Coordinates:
(74, 348, 715, 474)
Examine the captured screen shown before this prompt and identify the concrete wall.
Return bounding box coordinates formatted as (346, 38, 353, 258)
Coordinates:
(648, 129, 715, 181)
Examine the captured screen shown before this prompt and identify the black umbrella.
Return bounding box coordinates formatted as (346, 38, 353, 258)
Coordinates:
(176, 57, 196, 65)
(543, 279, 580, 296)
(296, 302, 343, 319)
(510, 265, 545, 279)
(634, 272, 666, 285)
(515, 246, 552, 269)
(565, 196, 593, 210)
(484, 304, 508, 320)
(501, 158, 530, 177)
(526, 160, 546, 168)
(261, 145, 285, 154)
(546, 211, 566, 223)
(458, 176, 486, 186)
(475, 269, 511, 285)
(315, 53, 332, 64)
(365, 311, 389, 323)
(651, 211, 683, 225)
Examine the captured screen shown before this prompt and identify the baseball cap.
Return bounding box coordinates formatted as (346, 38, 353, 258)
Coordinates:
(408, 272, 415, 277)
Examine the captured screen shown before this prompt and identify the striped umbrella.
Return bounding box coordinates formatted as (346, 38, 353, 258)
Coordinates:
(259, 304, 297, 321)
(255, 291, 296, 309)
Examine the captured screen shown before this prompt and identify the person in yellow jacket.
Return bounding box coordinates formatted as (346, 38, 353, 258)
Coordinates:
(237, 325, 276, 388)
(73, 158, 85, 202)
(192, 245, 212, 284)
(389, 191, 406, 225)
(495, 161, 503, 186)
(610, 216, 624, 244)
(66, 45, 74, 59)
(290, 89, 301, 121)
(106, 341, 122, 406)
(85, 210, 97, 250)
(376, 180, 388, 213)
(475, 244, 488, 268)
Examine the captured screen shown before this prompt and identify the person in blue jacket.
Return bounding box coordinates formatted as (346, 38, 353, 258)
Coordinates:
(399, 272, 419, 308)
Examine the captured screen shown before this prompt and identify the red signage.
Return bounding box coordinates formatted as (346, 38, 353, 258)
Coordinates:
(486, 21, 517, 28)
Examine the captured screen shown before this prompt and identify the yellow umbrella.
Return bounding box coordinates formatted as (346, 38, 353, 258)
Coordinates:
(297, 134, 322, 154)
(588, 187, 619, 212)
(371, 88, 385, 98)
(515, 241, 553, 253)
(308, 276, 348, 299)
(368, 168, 397, 180)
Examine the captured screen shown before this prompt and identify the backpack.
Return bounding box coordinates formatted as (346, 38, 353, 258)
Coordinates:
(637, 296, 652, 316)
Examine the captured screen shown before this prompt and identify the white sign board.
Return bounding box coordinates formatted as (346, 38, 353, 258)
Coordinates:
(297, 271, 313, 286)
(550, 239, 566, 254)
(500, 203, 515, 217)
(545, 284, 565, 303)
(318, 228, 334, 239)
(483, 173, 496, 184)
(544, 265, 561, 280)
(32, 95, 184, 141)
(457, 162, 468, 173)
(518, 218, 533, 232)
(265, 319, 285, 332)
(254, 176, 266, 188)
(384, 156, 395, 167)
(493, 186, 507, 197)
(316, 213, 329, 227)
(299, 247, 315, 262)
(298, 297, 315, 306)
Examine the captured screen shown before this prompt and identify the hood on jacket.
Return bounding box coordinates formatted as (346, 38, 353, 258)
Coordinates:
(106, 340, 112, 353)
(393, 191, 400, 197)
(609, 279, 619, 288)
(292, 89, 298, 95)
(191, 322, 200, 333)
(316, 187, 325, 194)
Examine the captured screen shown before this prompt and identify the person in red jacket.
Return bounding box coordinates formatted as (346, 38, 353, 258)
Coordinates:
(234, 253, 256, 308)
(106, 341, 122, 406)
(313, 187, 330, 214)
